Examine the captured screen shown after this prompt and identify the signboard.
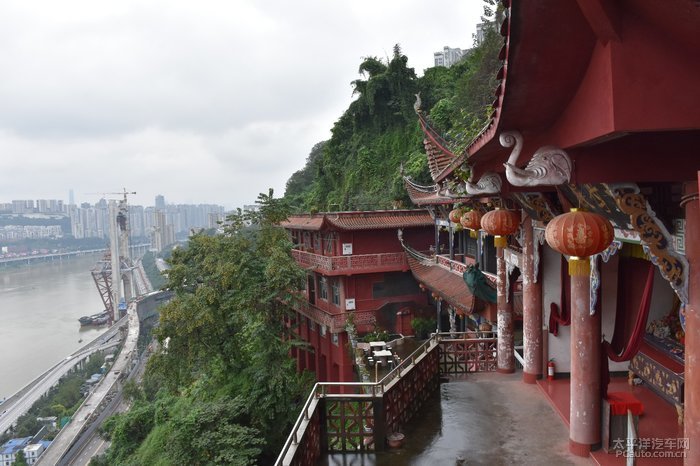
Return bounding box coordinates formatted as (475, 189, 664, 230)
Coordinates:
(345, 298, 356, 310)
(342, 243, 353, 255)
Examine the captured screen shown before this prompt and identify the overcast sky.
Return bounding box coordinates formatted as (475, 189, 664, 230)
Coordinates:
(0, 0, 483, 210)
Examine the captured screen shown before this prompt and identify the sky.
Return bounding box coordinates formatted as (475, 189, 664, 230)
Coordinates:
(0, 0, 483, 210)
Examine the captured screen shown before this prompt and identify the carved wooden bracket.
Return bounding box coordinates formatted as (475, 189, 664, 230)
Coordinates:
(500, 130, 572, 187)
(465, 171, 502, 195)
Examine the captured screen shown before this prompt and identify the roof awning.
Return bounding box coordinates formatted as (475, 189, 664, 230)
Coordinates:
(405, 253, 476, 315)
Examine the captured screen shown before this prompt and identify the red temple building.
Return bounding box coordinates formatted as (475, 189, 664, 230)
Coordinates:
(402, 0, 700, 461)
(281, 210, 435, 383)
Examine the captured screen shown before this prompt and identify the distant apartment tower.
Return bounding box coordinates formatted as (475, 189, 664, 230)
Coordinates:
(155, 195, 165, 211)
(11, 200, 35, 214)
(433, 46, 465, 68)
(474, 23, 486, 45)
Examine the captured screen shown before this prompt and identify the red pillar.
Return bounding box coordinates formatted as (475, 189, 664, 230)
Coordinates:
(569, 271, 601, 456)
(497, 246, 515, 373)
(522, 215, 543, 383)
(683, 180, 700, 466)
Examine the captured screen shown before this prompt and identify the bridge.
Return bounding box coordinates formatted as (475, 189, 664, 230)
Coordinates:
(0, 243, 150, 266)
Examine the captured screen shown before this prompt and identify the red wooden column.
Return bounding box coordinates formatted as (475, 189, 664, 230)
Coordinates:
(522, 214, 543, 383)
(497, 245, 515, 373)
(683, 179, 700, 466)
(569, 270, 602, 456)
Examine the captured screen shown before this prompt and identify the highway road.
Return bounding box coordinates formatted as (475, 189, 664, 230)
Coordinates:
(0, 321, 125, 435)
(37, 302, 140, 465)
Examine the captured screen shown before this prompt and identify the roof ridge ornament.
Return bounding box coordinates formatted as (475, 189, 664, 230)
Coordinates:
(501, 130, 572, 187)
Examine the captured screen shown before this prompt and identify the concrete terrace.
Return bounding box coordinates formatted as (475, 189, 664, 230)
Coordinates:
(323, 372, 592, 466)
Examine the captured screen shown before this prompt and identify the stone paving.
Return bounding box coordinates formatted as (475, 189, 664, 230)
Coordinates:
(325, 371, 592, 466)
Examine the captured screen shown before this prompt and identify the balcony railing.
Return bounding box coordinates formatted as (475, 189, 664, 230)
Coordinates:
(291, 249, 408, 275)
(435, 254, 498, 285)
(293, 300, 376, 333)
(276, 332, 499, 465)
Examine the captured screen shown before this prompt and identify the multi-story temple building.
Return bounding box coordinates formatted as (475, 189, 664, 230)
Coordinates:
(281, 210, 435, 383)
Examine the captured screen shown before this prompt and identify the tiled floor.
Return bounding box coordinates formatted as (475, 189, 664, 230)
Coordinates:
(537, 376, 685, 465)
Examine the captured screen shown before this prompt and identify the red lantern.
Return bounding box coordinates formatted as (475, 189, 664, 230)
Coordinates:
(545, 208, 614, 276)
(449, 208, 464, 224)
(460, 210, 482, 238)
(481, 208, 519, 248)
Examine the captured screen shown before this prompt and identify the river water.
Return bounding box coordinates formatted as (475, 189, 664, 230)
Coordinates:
(0, 253, 107, 399)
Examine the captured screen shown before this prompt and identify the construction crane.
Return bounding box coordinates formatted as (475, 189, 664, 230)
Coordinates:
(85, 188, 136, 203)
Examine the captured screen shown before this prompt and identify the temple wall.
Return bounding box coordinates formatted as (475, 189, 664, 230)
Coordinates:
(543, 246, 572, 372)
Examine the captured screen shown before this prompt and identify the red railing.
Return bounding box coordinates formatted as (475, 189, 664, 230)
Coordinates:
(275, 333, 498, 465)
(291, 250, 408, 275)
(293, 300, 376, 333)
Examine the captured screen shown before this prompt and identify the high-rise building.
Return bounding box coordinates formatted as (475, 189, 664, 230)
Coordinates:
(155, 195, 165, 211)
(433, 46, 465, 68)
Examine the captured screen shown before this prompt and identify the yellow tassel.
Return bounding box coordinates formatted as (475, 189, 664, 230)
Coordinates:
(494, 236, 507, 248)
(470, 230, 477, 239)
(568, 256, 590, 276)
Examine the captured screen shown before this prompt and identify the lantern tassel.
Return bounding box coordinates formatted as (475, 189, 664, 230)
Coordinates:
(568, 256, 590, 276)
(470, 230, 477, 239)
(494, 236, 507, 248)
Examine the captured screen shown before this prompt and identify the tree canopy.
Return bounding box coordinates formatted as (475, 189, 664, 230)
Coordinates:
(284, 17, 503, 212)
(96, 192, 310, 465)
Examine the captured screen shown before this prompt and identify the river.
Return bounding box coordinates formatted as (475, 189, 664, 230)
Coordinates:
(0, 253, 107, 399)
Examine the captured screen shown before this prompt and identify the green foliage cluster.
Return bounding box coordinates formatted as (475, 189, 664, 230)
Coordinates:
(141, 251, 167, 290)
(284, 11, 504, 212)
(411, 317, 437, 339)
(95, 191, 312, 466)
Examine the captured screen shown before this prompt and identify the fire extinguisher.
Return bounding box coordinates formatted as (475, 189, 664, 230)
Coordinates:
(547, 359, 556, 381)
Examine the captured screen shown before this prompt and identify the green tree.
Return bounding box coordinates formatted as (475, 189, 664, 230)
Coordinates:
(14, 450, 28, 466)
(99, 190, 310, 465)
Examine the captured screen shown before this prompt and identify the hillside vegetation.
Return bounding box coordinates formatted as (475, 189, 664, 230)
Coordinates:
(284, 16, 502, 211)
(92, 193, 312, 465)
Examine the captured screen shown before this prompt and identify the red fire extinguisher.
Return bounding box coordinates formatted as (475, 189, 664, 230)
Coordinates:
(547, 359, 556, 381)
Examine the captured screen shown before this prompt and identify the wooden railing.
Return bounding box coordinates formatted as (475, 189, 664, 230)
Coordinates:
(276, 333, 498, 465)
(292, 300, 376, 333)
(291, 250, 408, 275)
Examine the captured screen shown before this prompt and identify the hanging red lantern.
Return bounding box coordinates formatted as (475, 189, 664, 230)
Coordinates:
(481, 208, 519, 248)
(460, 210, 482, 239)
(449, 207, 464, 224)
(545, 208, 614, 276)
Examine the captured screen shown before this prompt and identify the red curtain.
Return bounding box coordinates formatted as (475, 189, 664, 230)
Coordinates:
(549, 255, 571, 335)
(601, 256, 655, 397)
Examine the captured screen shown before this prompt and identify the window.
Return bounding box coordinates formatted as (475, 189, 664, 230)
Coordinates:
(331, 279, 340, 305)
(313, 233, 321, 251)
(310, 321, 316, 331)
(324, 232, 336, 255)
(332, 333, 339, 345)
(319, 276, 328, 300)
(320, 325, 327, 337)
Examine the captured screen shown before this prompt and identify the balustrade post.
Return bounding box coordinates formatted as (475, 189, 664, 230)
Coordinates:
(372, 397, 386, 451)
(318, 398, 328, 453)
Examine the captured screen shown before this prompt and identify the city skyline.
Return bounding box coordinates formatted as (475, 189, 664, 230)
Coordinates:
(0, 193, 230, 211)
